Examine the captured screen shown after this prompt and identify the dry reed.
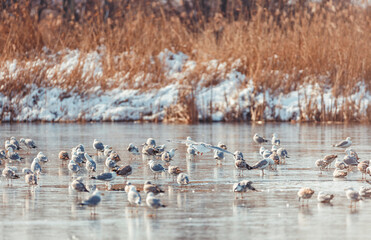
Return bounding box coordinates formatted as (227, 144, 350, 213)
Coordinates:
(1, 0, 371, 122)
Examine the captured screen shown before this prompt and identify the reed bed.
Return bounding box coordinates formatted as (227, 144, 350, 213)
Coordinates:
(1, 0, 371, 122)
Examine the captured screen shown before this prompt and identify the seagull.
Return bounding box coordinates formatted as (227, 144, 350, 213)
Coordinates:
(333, 137, 352, 148)
(91, 171, 116, 180)
(345, 148, 360, 160)
(6, 147, 22, 162)
(187, 146, 197, 157)
(37, 152, 48, 163)
(142, 143, 160, 157)
(358, 160, 369, 179)
(127, 143, 140, 156)
(103, 145, 113, 157)
(253, 133, 269, 144)
(262, 149, 273, 159)
(235, 157, 252, 176)
(359, 186, 371, 198)
(105, 157, 118, 170)
(315, 159, 327, 172)
(345, 187, 361, 208)
(143, 180, 165, 195)
(213, 142, 228, 165)
(146, 192, 166, 210)
(177, 173, 190, 185)
(31, 157, 42, 176)
(59, 151, 70, 163)
(322, 154, 337, 168)
(2, 166, 20, 185)
(271, 133, 280, 146)
(155, 144, 166, 155)
(343, 155, 359, 168)
(71, 152, 84, 166)
(9, 137, 21, 150)
(166, 137, 221, 156)
(74, 144, 85, 153)
(168, 165, 182, 181)
(85, 153, 97, 177)
(71, 177, 89, 193)
(233, 180, 256, 199)
(214, 150, 225, 164)
(251, 158, 274, 175)
(148, 160, 166, 179)
(79, 189, 102, 214)
(92, 172, 117, 190)
(297, 187, 315, 205)
(25, 171, 37, 186)
(269, 152, 280, 169)
(335, 158, 348, 170)
(146, 138, 157, 147)
(333, 167, 348, 178)
(5, 140, 17, 151)
(68, 159, 81, 175)
(113, 165, 132, 180)
(20, 138, 37, 150)
(277, 147, 289, 164)
(77, 150, 87, 163)
(0, 149, 7, 161)
(127, 185, 141, 206)
(161, 148, 177, 163)
(93, 139, 104, 155)
(317, 192, 334, 203)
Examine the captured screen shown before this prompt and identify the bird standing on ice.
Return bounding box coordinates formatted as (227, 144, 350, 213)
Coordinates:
(332, 137, 352, 148)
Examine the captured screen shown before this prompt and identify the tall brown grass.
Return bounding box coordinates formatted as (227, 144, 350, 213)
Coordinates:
(1, 1, 371, 122)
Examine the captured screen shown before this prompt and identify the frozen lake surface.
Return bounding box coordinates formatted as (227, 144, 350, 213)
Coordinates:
(0, 123, 371, 240)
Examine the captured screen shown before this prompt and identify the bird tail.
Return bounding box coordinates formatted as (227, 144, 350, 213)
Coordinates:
(90, 176, 97, 179)
(286, 156, 290, 158)
(13, 174, 20, 179)
(161, 204, 166, 208)
(298, 197, 301, 202)
(263, 139, 268, 143)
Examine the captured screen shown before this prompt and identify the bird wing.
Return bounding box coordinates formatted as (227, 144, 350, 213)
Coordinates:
(335, 140, 348, 147)
(166, 139, 197, 145)
(204, 144, 234, 156)
(97, 172, 113, 180)
(152, 164, 165, 171)
(252, 159, 268, 169)
(82, 195, 100, 206)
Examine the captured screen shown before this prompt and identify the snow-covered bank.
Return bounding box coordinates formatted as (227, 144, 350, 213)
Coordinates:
(1, 48, 370, 122)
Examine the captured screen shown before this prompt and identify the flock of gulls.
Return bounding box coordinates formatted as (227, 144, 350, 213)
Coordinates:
(0, 133, 369, 215)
